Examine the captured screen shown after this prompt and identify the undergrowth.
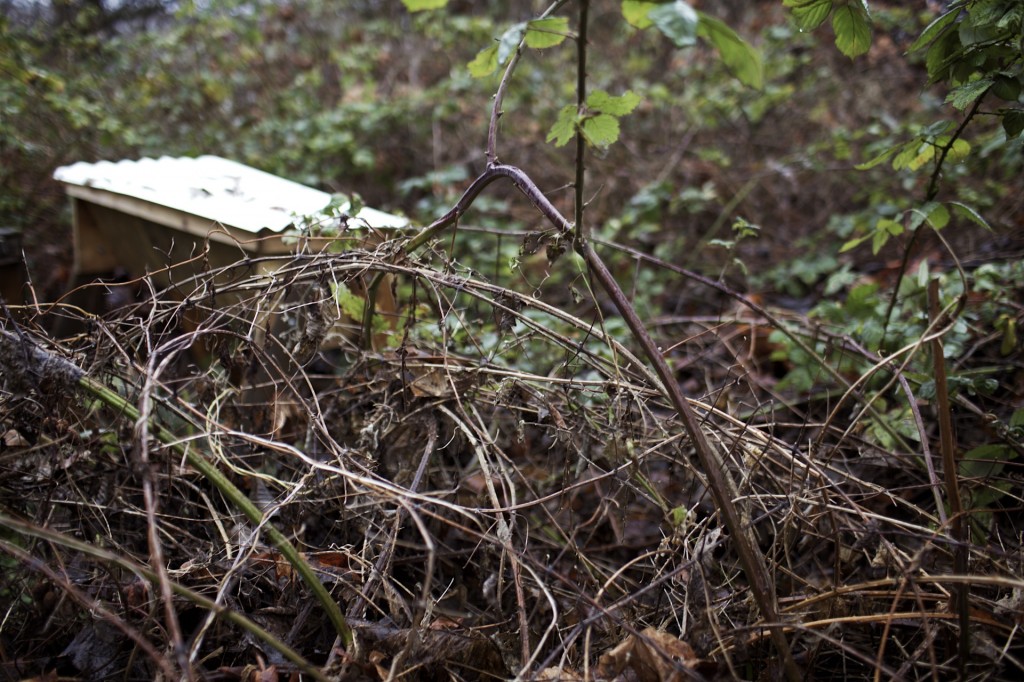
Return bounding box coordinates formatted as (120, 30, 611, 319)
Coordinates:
(2, 1, 1024, 681)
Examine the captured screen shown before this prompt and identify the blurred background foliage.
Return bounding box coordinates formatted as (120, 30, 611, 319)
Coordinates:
(1, 0, 1022, 310)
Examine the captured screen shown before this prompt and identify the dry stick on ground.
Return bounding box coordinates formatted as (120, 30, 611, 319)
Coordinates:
(0, 328, 354, 652)
(928, 278, 970, 675)
(0, 513, 329, 682)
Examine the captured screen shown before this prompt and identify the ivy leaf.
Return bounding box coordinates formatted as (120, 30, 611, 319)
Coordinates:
(497, 22, 527, 65)
(832, 5, 872, 57)
(787, 0, 833, 32)
(697, 13, 764, 90)
(649, 1, 699, 48)
(587, 89, 641, 116)
(1002, 109, 1024, 138)
(468, 44, 499, 78)
(525, 17, 570, 48)
(401, 0, 448, 11)
(946, 78, 994, 110)
(547, 104, 579, 147)
(621, 0, 660, 29)
(581, 113, 621, 148)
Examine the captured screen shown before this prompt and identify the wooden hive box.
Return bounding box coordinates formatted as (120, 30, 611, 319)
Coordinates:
(53, 155, 409, 288)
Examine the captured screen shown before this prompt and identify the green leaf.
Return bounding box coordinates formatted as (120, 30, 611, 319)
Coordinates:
(925, 28, 962, 83)
(855, 144, 900, 170)
(996, 314, 1017, 356)
(547, 105, 579, 147)
(497, 22, 527, 64)
(525, 17, 570, 48)
(790, 0, 833, 32)
(331, 281, 366, 321)
(697, 13, 764, 89)
(649, 0, 699, 48)
(992, 75, 1022, 102)
(581, 113, 621, 148)
(872, 218, 902, 254)
(468, 44, 499, 78)
(909, 201, 949, 231)
(1011, 408, 1024, 429)
(960, 444, 1013, 479)
(401, 0, 448, 11)
(909, 8, 960, 51)
(925, 202, 950, 230)
(839, 233, 871, 253)
(946, 78, 993, 110)
(907, 144, 937, 171)
(891, 140, 925, 170)
(944, 137, 971, 163)
(621, 0, 660, 29)
(832, 5, 872, 57)
(1001, 109, 1024, 138)
(587, 89, 641, 116)
(949, 201, 992, 231)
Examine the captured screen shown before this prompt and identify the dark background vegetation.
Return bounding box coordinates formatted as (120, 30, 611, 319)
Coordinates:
(2, 0, 1024, 680)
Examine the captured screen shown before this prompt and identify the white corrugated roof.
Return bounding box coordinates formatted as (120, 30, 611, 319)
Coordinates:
(53, 155, 408, 233)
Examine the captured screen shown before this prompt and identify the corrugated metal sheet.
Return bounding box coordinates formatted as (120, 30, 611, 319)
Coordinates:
(53, 155, 408, 233)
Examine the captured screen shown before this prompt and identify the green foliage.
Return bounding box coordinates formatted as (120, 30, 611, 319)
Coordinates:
(547, 90, 642, 149)
(768, 258, 1024, 440)
(402, 0, 449, 11)
(468, 17, 571, 78)
(696, 14, 765, 89)
(647, 1, 699, 47)
(782, 0, 872, 57)
(621, 1, 764, 89)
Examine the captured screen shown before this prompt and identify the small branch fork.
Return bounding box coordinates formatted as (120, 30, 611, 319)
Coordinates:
(365, 160, 801, 682)
(372, 2, 799, 675)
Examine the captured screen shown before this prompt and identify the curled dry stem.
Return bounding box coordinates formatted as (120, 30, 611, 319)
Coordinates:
(0, 328, 354, 652)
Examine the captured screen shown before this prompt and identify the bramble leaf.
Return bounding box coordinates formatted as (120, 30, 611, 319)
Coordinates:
(946, 78, 993, 110)
(497, 22, 527, 64)
(587, 89, 641, 116)
(547, 105, 579, 147)
(525, 17, 570, 48)
(621, 0, 660, 29)
(581, 113, 621, 148)
(468, 44, 499, 78)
